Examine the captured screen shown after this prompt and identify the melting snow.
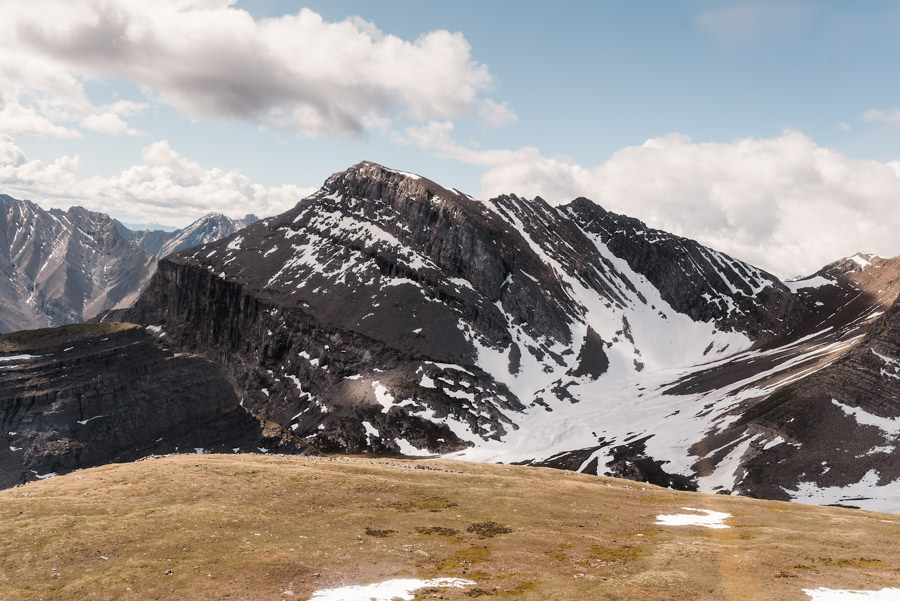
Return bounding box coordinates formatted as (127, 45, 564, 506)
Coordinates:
(832, 399, 900, 437)
(0, 354, 40, 362)
(786, 470, 900, 513)
(655, 508, 731, 529)
(308, 577, 474, 601)
(76, 415, 104, 425)
(804, 588, 900, 600)
(372, 382, 396, 412)
(783, 275, 834, 291)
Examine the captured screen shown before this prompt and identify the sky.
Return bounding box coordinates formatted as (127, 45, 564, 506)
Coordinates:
(2, 0, 900, 278)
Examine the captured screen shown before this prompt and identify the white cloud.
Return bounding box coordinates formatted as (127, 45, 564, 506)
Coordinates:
(837, 121, 852, 131)
(0, 135, 311, 226)
(860, 108, 900, 125)
(406, 124, 900, 278)
(0, 95, 81, 138)
(0, 2, 510, 137)
(80, 112, 141, 136)
(478, 99, 518, 129)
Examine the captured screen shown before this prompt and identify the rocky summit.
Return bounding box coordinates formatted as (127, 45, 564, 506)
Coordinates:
(114, 161, 900, 512)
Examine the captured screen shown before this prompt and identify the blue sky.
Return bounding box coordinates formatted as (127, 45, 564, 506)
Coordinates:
(2, 0, 900, 276)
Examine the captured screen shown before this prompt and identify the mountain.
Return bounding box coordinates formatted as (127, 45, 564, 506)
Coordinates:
(115, 161, 900, 512)
(0, 194, 260, 333)
(118, 212, 258, 258)
(0, 195, 156, 333)
(0, 322, 308, 487)
(2, 454, 898, 601)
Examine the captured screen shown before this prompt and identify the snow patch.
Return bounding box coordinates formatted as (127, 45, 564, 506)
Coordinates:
(804, 588, 900, 600)
(0, 353, 40, 362)
(655, 508, 731, 529)
(783, 275, 834, 291)
(786, 469, 900, 513)
(308, 578, 474, 601)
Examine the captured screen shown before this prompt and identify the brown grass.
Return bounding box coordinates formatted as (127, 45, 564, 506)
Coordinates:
(0, 454, 898, 600)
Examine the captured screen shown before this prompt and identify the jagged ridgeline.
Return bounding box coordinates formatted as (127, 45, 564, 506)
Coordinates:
(117, 161, 900, 512)
(0, 193, 255, 333)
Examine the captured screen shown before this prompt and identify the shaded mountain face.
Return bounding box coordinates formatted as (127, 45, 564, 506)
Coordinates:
(0, 322, 308, 488)
(0, 195, 156, 333)
(122, 161, 900, 512)
(119, 213, 258, 258)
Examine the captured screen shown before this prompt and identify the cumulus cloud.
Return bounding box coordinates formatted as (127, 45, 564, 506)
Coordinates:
(1, 1, 510, 138)
(0, 95, 81, 138)
(405, 124, 900, 278)
(0, 135, 314, 225)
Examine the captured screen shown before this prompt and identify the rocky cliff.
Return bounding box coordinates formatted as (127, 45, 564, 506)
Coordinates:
(0, 322, 309, 488)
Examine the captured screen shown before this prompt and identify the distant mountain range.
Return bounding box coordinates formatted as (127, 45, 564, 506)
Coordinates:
(0, 193, 255, 333)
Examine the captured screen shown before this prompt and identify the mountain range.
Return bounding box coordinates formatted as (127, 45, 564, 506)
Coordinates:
(0, 193, 255, 333)
(2, 161, 899, 513)
(108, 161, 900, 513)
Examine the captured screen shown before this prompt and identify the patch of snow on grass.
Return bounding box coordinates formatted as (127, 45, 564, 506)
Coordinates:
(308, 577, 474, 601)
(804, 588, 900, 600)
(655, 508, 731, 529)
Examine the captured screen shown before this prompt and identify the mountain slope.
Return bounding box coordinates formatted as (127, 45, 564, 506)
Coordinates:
(1, 454, 898, 601)
(117, 161, 900, 511)
(0, 195, 156, 332)
(119, 212, 258, 258)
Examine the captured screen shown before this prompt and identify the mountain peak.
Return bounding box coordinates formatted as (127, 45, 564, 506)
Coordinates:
(321, 161, 469, 206)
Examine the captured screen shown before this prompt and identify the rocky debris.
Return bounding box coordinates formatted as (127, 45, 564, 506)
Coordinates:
(0, 322, 311, 488)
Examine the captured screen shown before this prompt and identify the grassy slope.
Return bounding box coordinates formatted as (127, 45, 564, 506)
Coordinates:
(0, 455, 898, 601)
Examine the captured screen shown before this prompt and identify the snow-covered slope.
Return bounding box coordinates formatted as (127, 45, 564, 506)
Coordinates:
(123, 162, 900, 512)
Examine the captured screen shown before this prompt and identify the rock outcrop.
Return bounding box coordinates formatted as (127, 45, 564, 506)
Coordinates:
(0, 322, 310, 488)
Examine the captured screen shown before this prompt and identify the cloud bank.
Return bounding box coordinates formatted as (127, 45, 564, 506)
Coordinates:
(0, 0, 509, 138)
(409, 123, 900, 278)
(0, 134, 313, 226)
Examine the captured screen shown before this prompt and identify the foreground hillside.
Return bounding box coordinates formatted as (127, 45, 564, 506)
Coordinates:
(0, 455, 897, 601)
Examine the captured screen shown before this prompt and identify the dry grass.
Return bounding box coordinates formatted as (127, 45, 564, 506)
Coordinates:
(0, 454, 898, 600)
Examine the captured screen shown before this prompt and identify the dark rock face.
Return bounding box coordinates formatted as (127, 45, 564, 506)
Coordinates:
(0, 196, 156, 332)
(0, 322, 308, 488)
